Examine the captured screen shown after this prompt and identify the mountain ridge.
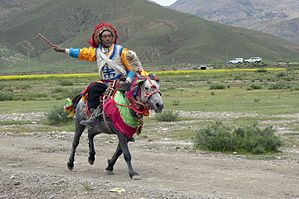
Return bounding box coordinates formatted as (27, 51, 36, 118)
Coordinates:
(169, 0, 299, 44)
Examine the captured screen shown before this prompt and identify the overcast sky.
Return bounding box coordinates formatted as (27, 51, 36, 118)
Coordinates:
(150, 0, 177, 6)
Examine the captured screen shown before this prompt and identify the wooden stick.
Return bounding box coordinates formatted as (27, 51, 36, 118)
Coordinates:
(37, 33, 55, 47)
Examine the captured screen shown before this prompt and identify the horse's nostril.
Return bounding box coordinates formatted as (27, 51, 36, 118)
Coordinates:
(156, 102, 164, 110)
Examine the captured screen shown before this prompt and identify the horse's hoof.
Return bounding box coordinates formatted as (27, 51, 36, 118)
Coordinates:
(131, 174, 141, 180)
(67, 162, 74, 170)
(130, 172, 141, 180)
(106, 170, 114, 175)
(88, 157, 95, 165)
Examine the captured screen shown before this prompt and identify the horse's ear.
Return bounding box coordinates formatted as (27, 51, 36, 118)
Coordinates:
(149, 73, 159, 82)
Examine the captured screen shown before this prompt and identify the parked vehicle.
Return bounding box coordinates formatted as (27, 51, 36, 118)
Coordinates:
(228, 58, 243, 64)
(244, 57, 262, 63)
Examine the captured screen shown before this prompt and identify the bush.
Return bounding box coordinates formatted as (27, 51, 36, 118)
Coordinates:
(250, 84, 262, 89)
(61, 88, 82, 99)
(0, 92, 15, 101)
(209, 83, 226, 90)
(269, 82, 291, 90)
(47, 105, 72, 125)
(60, 80, 73, 86)
(255, 69, 267, 73)
(194, 121, 282, 154)
(155, 110, 179, 122)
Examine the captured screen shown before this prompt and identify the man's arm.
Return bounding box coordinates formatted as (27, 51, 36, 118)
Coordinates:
(53, 46, 96, 62)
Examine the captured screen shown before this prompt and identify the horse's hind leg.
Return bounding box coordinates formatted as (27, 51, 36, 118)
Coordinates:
(106, 143, 123, 175)
(87, 128, 99, 165)
(67, 120, 85, 170)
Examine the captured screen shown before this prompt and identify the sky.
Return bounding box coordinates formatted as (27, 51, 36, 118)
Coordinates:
(150, 0, 177, 6)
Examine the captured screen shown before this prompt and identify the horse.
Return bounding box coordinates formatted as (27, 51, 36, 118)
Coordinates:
(66, 74, 164, 180)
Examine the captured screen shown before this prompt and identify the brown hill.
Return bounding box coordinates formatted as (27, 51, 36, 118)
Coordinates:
(170, 0, 299, 44)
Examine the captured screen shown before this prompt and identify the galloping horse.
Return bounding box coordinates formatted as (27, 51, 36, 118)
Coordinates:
(67, 74, 164, 179)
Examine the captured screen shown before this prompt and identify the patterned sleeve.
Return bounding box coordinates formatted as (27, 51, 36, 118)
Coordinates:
(66, 47, 96, 62)
(120, 48, 148, 77)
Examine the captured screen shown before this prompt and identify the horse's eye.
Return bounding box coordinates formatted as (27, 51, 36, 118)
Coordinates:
(145, 86, 150, 91)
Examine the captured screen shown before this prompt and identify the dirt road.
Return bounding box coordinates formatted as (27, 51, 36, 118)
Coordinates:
(0, 129, 298, 199)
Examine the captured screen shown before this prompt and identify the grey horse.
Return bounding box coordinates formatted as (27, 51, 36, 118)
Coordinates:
(67, 74, 164, 179)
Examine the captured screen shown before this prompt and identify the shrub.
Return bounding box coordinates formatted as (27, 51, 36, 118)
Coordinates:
(155, 110, 179, 122)
(269, 82, 291, 90)
(52, 87, 66, 93)
(276, 72, 288, 78)
(61, 88, 82, 99)
(250, 84, 262, 89)
(0, 92, 15, 101)
(194, 121, 282, 154)
(209, 83, 226, 90)
(60, 80, 73, 86)
(47, 105, 72, 125)
(255, 69, 267, 73)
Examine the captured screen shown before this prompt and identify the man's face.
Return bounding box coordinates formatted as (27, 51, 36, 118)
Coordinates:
(100, 31, 113, 47)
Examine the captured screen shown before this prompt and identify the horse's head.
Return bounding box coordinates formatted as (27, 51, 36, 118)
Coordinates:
(140, 74, 164, 113)
(127, 74, 164, 114)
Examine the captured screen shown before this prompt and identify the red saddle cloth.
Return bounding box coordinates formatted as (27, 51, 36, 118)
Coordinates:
(103, 98, 139, 138)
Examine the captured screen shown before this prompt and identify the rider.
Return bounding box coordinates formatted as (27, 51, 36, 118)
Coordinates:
(53, 22, 148, 126)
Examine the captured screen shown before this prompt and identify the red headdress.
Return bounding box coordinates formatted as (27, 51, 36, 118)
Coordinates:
(88, 22, 118, 48)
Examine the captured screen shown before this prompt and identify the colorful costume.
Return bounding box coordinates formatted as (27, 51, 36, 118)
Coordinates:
(64, 22, 146, 110)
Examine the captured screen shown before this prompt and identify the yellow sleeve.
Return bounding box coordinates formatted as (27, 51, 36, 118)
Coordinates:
(78, 47, 96, 62)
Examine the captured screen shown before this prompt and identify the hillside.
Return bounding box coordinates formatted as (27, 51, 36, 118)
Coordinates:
(170, 0, 299, 44)
(1, 0, 299, 73)
(265, 17, 299, 44)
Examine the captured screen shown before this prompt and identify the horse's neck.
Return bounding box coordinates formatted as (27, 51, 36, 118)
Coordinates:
(129, 108, 142, 119)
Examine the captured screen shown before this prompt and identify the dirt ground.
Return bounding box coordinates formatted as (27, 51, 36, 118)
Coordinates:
(0, 112, 299, 199)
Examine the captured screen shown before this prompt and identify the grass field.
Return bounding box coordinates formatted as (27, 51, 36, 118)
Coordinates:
(1, 68, 298, 114)
(0, 68, 298, 148)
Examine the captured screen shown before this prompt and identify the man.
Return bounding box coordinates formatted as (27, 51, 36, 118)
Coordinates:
(53, 22, 147, 126)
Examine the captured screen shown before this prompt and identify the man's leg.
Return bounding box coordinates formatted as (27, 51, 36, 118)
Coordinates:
(80, 82, 107, 126)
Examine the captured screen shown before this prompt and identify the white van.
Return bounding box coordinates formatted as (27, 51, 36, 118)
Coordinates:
(228, 58, 243, 64)
(244, 57, 262, 63)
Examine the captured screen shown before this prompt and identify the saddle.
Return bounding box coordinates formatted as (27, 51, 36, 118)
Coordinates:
(64, 80, 119, 118)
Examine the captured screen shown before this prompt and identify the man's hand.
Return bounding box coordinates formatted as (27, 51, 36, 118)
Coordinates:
(118, 81, 131, 92)
(53, 45, 65, 53)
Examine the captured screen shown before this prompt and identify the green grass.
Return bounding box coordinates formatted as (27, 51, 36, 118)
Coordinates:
(0, 100, 63, 113)
(1, 70, 299, 115)
(164, 87, 299, 114)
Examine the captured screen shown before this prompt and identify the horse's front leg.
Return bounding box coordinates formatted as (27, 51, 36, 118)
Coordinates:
(87, 128, 99, 165)
(117, 133, 140, 180)
(68, 119, 86, 170)
(106, 143, 123, 175)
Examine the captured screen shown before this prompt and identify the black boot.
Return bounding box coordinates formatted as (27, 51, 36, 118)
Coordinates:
(80, 107, 102, 127)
